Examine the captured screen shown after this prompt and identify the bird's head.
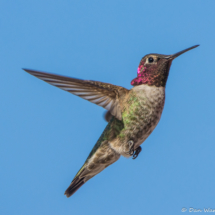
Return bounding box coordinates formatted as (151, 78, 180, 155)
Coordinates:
(131, 45, 199, 87)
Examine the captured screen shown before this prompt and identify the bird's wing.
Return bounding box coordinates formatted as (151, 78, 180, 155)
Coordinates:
(24, 69, 129, 120)
(104, 111, 113, 122)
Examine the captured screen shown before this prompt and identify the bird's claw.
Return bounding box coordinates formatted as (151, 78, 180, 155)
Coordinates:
(132, 146, 142, 159)
(127, 140, 135, 156)
(127, 140, 142, 159)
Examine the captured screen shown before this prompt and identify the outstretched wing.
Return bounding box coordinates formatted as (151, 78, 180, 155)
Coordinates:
(24, 69, 129, 120)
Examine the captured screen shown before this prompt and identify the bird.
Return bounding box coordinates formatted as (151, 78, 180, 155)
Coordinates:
(24, 45, 199, 197)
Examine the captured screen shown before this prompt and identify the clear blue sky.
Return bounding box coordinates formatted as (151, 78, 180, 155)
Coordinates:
(1, 1, 215, 214)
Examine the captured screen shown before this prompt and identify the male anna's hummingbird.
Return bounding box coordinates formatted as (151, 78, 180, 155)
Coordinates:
(24, 45, 199, 197)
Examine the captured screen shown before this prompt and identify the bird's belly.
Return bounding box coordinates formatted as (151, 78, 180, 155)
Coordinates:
(110, 85, 165, 157)
(133, 111, 162, 147)
(123, 103, 163, 148)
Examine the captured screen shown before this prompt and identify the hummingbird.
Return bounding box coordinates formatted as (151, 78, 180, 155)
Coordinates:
(24, 45, 199, 197)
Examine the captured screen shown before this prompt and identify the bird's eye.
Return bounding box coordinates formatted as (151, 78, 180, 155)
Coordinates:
(148, 57, 154, 63)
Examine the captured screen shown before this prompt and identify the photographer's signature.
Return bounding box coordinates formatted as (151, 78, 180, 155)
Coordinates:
(182, 208, 215, 213)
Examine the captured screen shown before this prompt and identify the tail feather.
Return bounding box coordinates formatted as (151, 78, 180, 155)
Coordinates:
(64, 177, 85, 197)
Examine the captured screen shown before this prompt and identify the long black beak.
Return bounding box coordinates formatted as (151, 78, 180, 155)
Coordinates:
(166, 45, 199, 60)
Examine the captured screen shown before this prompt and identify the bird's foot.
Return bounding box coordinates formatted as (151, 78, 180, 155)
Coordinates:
(127, 140, 135, 156)
(132, 146, 142, 160)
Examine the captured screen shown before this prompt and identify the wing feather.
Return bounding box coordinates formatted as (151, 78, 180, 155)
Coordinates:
(24, 69, 129, 120)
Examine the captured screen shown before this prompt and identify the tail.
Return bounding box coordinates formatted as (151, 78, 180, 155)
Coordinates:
(64, 176, 85, 197)
(64, 164, 87, 197)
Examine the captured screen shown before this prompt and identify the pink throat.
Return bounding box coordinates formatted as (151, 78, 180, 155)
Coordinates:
(131, 65, 147, 86)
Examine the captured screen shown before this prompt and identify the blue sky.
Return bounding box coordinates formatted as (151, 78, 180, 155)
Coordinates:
(1, 1, 215, 215)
